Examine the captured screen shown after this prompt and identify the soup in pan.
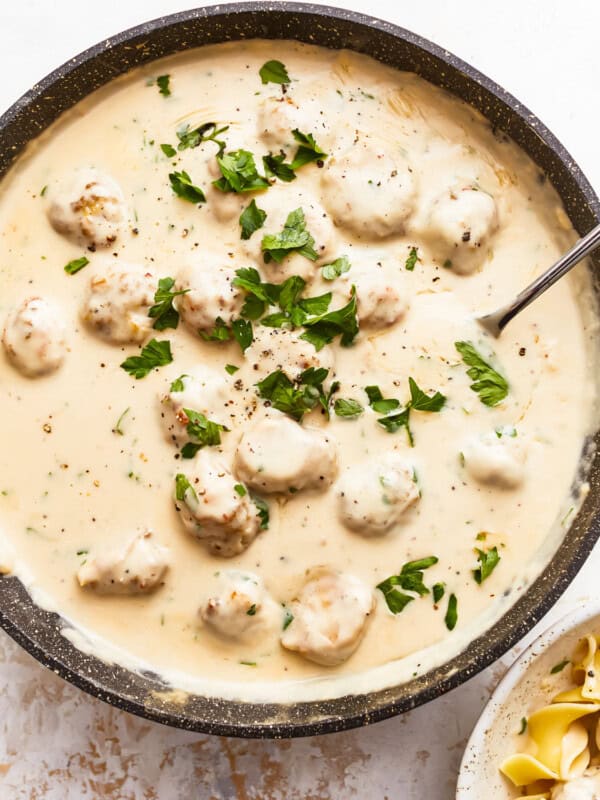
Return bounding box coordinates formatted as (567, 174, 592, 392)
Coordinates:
(0, 40, 595, 702)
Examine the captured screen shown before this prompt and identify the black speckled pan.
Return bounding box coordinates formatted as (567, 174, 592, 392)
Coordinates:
(0, 2, 599, 739)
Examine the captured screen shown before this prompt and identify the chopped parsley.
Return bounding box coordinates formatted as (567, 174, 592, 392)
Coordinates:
(377, 557, 439, 614)
(213, 149, 270, 193)
(259, 59, 290, 85)
(120, 339, 173, 379)
(290, 129, 328, 170)
(148, 277, 188, 331)
(200, 316, 232, 343)
(283, 607, 294, 630)
(246, 604, 257, 616)
(200, 317, 253, 353)
(64, 256, 90, 275)
(300, 288, 359, 351)
(550, 658, 570, 674)
(112, 407, 130, 436)
(225, 364, 239, 375)
(518, 717, 527, 735)
(251, 494, 269, 529)
(233, 268, 331, 328)
(405, 246, 419, 271)
(156, 74, 171, 97)
(234, 483, 247, 497)
(445, 594, 458, 631)
(261, 207, 318, 263)
(176, 122, 229, 155)
(180, 409, 228, 458)
(239, 199, 267, 240)
(170, 374, 187, 392)
(169, 170, 206, 204)
(263, 153, 296, 183)
(455, 341, 509, 407)
(160, 143, 177, 157)
(256, 368, 325, 422)
(432, 582, 445, 604)
(334, 398, 364, 418)
(321, 255, 351, 281)
(472, 546, 501, 585)
(175, 473, 197, 504)
(367, 378, 446, 445)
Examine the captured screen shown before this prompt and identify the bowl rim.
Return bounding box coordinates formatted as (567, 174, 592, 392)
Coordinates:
(455, 599, 600, 798)
(0, 0, 599, 739)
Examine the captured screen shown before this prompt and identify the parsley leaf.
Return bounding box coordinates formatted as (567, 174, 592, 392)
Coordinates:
(234, 483, 247, 497)
(180, 408, 228, 458)
(169, 171, 206, 204)
(334, 398, 364, 418)
(472, 546, 501, 584)
(176, 122, 229, 155)
(148, 277, 188, 331)
(251, 494, 270, 529)
(300, 288, 359, 351)
(225, 364, 239, 375)
(239, 199, 267, 240)
(290, 129, 328, 170)
(377, 557, 439, 614)
(263, 153, 296, 183)
(432, 582, 445, 604)
(255, 369, 320, 422)
(120, 339, 173, 379)
(199, 317, 253, 353)
(261, 208, 318, 264)
(550, 658, 570, 674)
(405, 247, 419, 271)
(160, 143, 176, 157)
(170, 375, 187, 392)
(259, 60, 290, 85)
(367, 379, 446, 446)
(156, 75, 171, 97)
(175, 473, 197, 503)
(445, 593, 458, 631)
(322, 255, 351, 281)
(200, 317, 232, 342)
(213, 149, 269, 193)
(455, 341, 509, 407)
(64, 256, 90, 275)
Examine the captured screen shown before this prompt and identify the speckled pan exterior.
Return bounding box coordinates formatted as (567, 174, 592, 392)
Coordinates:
(0, 2, 599, 739)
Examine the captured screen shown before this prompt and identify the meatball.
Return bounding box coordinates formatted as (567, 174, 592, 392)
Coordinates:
(77, 531, 169, 595)
(159, 367, 230, 447)
(551, 769, 600, 800)
(281, 567, 374, 666)
(337, 265, 408, 329)
(246, 324, 335, 381)
(235, 413, 338, 494)
(173, 452, 263, 557)
(175, 259, 243, 335)
(199, 570, 281, 641)
(337, 454, 420, 536)
(82, 264, 156, 344)
(321, 140, 417, 239)
(2, 297, 67, 377)
(462, 430, 525, 489)
(427, 186, 498, 274)
(47, 168, 127, 248)
(242, 190, 337, 281)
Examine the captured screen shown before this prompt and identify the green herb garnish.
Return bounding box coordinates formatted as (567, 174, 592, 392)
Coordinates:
(175, 473, 197, 504)
(455, 341, 509, 407)
(213, 149, 269, 193)
(405, 247, 419, 271)
(120, 339, 173, 379)
(259, 60, 290, 85)
(246, 604, 257, 616)
(160, 143, 177, 157)
(445, 593, 458, 631)
(256, 369, 323, 422)
(112, 407, 130, 436)
(367, 378, 446, 446)
(518, 717, 527, 735)
(334, 398, 364, 418)
(176, 122, 229, 155)
(149, 277, 188, 331)
(290, 129, 328, 170)
(225, 364, 239, 375)
(234, 483, 247, 497)
(180, 409, 228, 458)
(169, 170, 206, 204)
(251, 494, 269, 529)
(300, 288, 359, 351)
(551, 659, 570, 674)
(263, 153, 296, 183)
(432, 583, 445, 604)
(473, 546, 501, 585)
(64, 256, 90, 275)
(283, 608, 294, 630)
(321, 255, 351, 281)
(239, 199, 267, 240)
(261, 207, 318, 264)
(156, 74, 171, 97)
(377, 557, 439, 614)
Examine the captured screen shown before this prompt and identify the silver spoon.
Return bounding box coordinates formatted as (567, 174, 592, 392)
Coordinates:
(478, 222, 600, 337)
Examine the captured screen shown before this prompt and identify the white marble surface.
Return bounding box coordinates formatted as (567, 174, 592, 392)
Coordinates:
(0, 1, 599, 797)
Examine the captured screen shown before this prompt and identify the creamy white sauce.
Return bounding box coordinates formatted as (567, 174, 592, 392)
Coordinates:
(0, 40, 597, 704)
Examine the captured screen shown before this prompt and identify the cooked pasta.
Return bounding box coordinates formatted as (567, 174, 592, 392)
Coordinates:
(500, 635, 600, 798)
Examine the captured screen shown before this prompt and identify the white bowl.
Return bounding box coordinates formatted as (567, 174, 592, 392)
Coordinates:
(456, 600, 600, 798)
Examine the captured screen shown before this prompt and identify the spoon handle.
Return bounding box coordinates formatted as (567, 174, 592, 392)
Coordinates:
(478, 221, 600, 337)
